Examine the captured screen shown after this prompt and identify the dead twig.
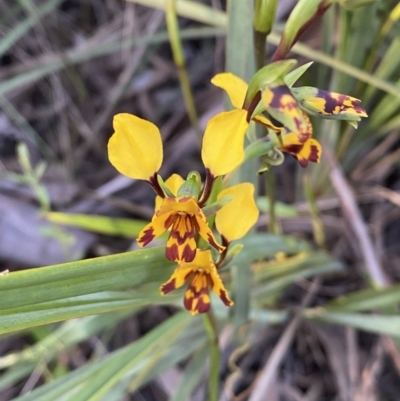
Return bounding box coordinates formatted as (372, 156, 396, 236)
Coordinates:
(324, 148, 390, 287)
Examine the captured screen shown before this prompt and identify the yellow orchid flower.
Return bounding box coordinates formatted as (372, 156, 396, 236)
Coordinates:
(108, 113, 246, 262)
(158, 183, 259, 314)
(211, 72, 281, 134)
(212, 73, 321, 167)
(138, 196, 224, 262)
(160, 249, 233, 314)
(261, 85, 323, 166)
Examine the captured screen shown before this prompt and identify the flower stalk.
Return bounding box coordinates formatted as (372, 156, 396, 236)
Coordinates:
(203, 310, 220, 401)
(253, 0, 279, 67)
(165, 0, 201, 141)
(252, 12, 278, 234)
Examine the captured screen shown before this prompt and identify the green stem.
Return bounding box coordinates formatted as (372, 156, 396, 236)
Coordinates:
(303, 173, 325, 248)
(266, 168, 278, 234)
(165, 0, 201, 143)
(254, 30, 266, 70)
(253, 23, 278, 235)
(203, 310, 220, 401)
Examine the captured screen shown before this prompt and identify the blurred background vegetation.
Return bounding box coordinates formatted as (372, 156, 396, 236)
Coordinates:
(1, 0, 400, 400)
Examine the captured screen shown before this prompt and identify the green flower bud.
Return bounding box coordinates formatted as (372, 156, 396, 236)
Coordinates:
(177, 171, 202, 199)
(273, 0, 333, 61)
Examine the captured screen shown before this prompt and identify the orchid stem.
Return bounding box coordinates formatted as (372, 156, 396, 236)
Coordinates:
(203, 310, 220, 401)
(165, 0, 201, 143)
(266, 168, 278, 234)
(254, 30, 266, 70)
(253, 20, 277, 234)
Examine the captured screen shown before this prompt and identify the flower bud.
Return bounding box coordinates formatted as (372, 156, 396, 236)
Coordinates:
(291, 86, 368, 125)
(272, 0, 333, 61)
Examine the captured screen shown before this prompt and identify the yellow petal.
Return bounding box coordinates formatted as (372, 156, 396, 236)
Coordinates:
(281, 132, 302, 146)
(165, 174, 185, 195)
(252, 114, 282, 132)
(158, 196, 199, 215)
(280, 134, 322, 167)
(202, 110, 248, 177)
(137, 210, 172, 247)
(194, 213, 225, 253)
(295, 138, 322, 167)
(108, 113, 163, 180)
(209, 267, 233, 307)
(215, 183, 259, 242)
(155, 174, 184, 210)
(160, 266, 192, 294)
(211, 72, 248, 110)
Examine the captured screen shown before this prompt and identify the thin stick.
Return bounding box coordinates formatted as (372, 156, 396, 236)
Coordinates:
(325, 148, 389, 287)
(203, 310, 220, 401)
(248, 278, 320, 401)
(165, 0, 201, 143)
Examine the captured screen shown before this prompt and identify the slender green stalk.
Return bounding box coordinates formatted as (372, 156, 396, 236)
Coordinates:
(226, 0, 255, 341)
(252, 16, 278, 235)
(266, 168, 278, 234)
(165, 0, 201, 142)
(336, 123, 354, 161)
(253, 0, 279, 66)
(303, 174, 325, 248)
(254, 30, 267, 70)
(203, 311, 220, 401)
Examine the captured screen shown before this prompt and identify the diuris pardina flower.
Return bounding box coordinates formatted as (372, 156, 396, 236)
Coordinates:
(212, 73, 321, 167)
(261, 84, 321, 167)
(139, 173, 223, 263)
(108, 113, 248, 263)
(161, 182, 259, 314)
(261, 83, 367, 162)
(161, 249, 233, 314)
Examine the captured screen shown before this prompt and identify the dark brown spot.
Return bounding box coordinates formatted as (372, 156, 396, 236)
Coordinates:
(181, 245, 196, 262)
(166, 243, 179, 261)
(308, 144, 320, 163)
(138, 227, 155, 246)
(184, 294, 193, 311)
(283, 144, 303, 154)
(160, 279, 176, 294)
(164, 213, 178, 229)
(195, 296, 211, 313)
(316, 90, 349, 114)
(219, 289, 232, 306)
(268, 86, 293, 108)
(207, 233, 217, 247)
